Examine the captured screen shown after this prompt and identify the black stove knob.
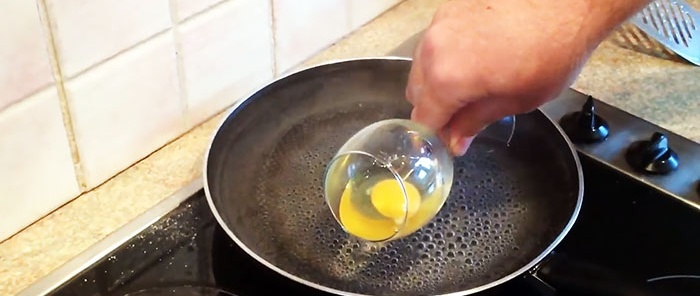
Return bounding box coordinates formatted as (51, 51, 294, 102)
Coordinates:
(559, 96, 610, 144)
(625, 132, 679, 175)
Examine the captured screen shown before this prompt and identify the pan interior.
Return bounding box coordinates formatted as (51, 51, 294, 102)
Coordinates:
(205, 59, 580, 296)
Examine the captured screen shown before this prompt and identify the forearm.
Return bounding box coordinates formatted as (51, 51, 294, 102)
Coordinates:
(434, 0, 653, 67)
(439, 0, 652, 47)
(583, 0, 653, 44)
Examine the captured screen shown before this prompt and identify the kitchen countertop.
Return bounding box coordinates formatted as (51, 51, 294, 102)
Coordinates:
(1, 0, 698, 295)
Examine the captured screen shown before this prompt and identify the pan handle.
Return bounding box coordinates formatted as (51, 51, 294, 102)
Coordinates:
(525, 251, 678, 296)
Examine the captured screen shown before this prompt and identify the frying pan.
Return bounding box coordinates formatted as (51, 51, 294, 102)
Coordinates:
(203, 57, 587, 295)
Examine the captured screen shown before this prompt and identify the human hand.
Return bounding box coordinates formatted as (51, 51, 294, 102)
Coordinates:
(406, 0, 649, 156)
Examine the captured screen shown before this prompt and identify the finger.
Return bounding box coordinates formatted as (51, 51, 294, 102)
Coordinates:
(447, 99, 510, 156)
(431, 123, 461, 159)
(411, 97, 456, 131)
(449, 135, 476, 157)
(410, 96, 456, 133)
(436, 126, 451, 153)
(405, 41, 426, 106)
(405, 65, 424, 106)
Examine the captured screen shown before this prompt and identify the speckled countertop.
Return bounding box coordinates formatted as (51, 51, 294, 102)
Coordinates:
(1, 0, 698, 295)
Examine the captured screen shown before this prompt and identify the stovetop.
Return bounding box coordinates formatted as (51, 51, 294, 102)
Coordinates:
(34, 156, 700, 296)
(19, 89, 700, 296)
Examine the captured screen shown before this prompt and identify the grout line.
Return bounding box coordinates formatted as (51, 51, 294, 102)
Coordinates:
(270, 0, 278, 77)
(62, 27, 172, 81)
(0, 84, 49, 114)
(167, 0, 191, 130)
(36, 0, 88, 191)
(177, 0, 229, 24)
(0, 0, 291, 116)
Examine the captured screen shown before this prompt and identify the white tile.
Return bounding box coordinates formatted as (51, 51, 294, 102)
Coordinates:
(349, 0, 401, 29)
(0, 86, 80, 242)
(273, 0, 351, 74)
(66, 33, 184, 189)
(0, 0, 54, 110)
(179, 0, 274, 127)
(173, 0, 224, 22)
(45, 0, 172, 77)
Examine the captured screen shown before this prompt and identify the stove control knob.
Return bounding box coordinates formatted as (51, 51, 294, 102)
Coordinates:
(625, 132, 679, 175)
(559, 96, 610, 144)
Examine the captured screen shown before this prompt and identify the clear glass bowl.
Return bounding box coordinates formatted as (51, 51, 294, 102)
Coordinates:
(324, 119, 454, 242)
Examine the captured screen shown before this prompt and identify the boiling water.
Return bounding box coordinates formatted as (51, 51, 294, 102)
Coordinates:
(246, 109, 547, 295)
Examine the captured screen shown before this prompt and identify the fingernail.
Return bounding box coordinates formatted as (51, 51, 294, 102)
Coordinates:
(450, 137, 469, 157)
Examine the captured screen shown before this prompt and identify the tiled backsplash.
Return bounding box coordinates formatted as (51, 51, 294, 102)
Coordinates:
(0, 0, 402, 242)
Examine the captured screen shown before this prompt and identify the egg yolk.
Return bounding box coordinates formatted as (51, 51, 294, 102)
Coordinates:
(398, 191, 445, 235)
(370, 178, 421, 221)
(338, 185, 397, 241)
(338, 178, 423, 241)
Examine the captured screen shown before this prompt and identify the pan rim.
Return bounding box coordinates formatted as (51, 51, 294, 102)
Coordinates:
(202, 56, 585, 296)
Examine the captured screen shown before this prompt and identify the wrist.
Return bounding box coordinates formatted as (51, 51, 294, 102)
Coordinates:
(579, 0, 652, 47)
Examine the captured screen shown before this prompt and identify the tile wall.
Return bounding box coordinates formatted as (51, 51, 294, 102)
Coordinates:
(0, 0, 403, 242)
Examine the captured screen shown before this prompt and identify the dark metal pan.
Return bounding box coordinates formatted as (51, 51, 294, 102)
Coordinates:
(203, 57, 585, 295)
